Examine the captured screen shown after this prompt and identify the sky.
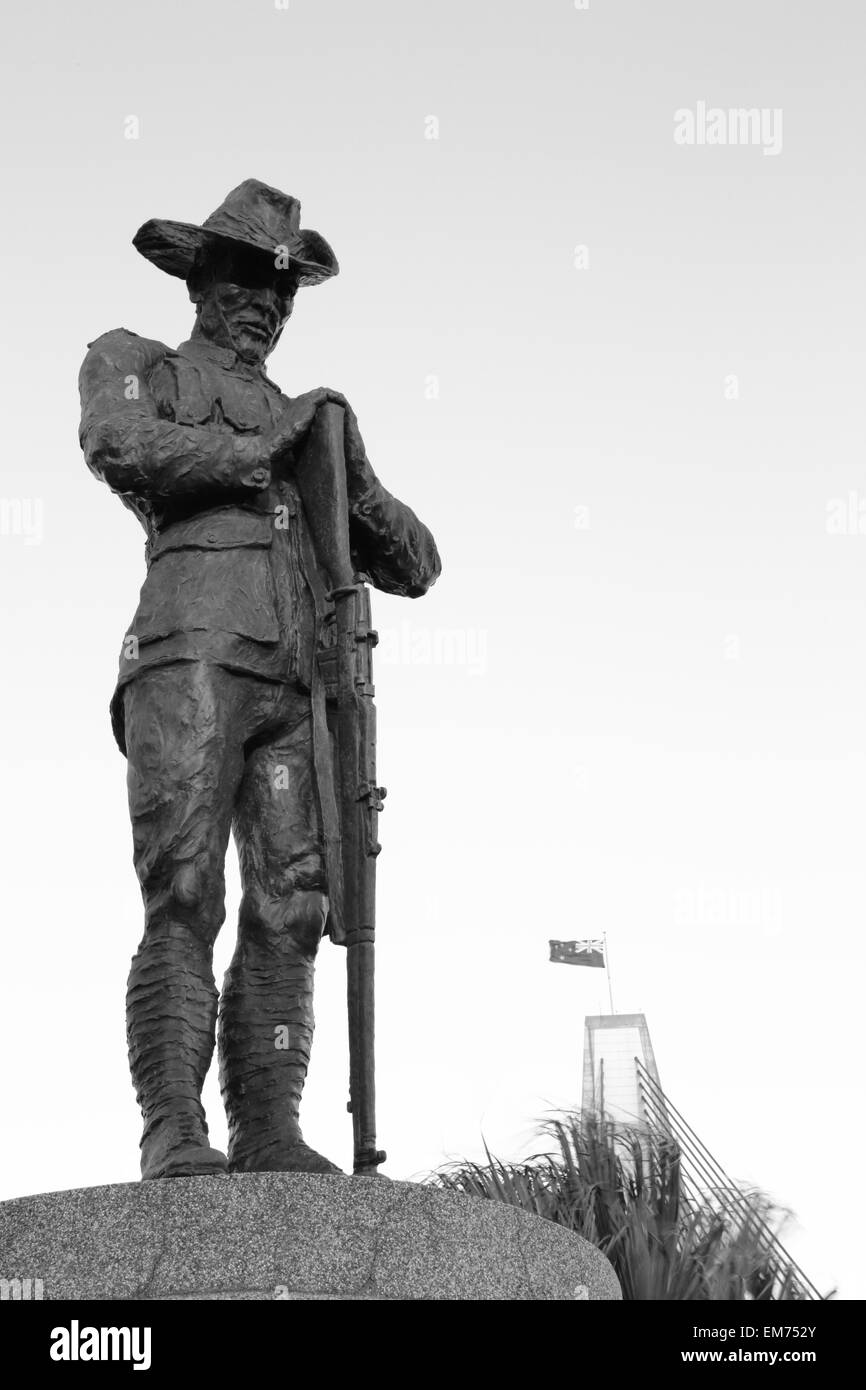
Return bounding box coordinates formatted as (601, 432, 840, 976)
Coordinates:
(0, 0, 863, 1298)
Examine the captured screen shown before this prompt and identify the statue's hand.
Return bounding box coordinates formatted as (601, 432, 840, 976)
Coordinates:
(306, 391, 367, 471)
(264, 388, 348, 465)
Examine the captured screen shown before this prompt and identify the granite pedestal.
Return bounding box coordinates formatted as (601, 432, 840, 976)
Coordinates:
(0, 1172, 621, 1301)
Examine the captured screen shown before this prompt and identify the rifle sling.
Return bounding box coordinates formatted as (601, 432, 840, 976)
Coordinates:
(297, 513, 347, 946)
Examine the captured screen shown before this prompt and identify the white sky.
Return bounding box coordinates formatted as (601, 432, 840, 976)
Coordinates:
(0, 0, 863, 1298)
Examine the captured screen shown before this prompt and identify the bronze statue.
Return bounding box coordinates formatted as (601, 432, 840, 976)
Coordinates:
(78, 179, 440, 1180)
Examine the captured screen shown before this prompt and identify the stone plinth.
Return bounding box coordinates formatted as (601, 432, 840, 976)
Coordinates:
(0, 1172, 621, 1301)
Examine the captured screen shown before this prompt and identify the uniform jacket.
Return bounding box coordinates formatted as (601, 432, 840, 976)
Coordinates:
(78, 328, 441, 752)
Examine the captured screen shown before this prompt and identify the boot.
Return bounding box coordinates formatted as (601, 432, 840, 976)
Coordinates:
(218, 938, 341, 1174)
(127, 928, 228, 1180)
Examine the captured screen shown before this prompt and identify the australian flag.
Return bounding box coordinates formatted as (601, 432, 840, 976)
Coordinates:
(549, 938, 605, 969)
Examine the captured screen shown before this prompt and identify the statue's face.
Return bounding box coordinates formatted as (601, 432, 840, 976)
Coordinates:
(191, 246, 297, 366)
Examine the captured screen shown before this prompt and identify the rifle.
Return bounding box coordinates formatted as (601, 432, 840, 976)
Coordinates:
(294, 402, 387, 1177)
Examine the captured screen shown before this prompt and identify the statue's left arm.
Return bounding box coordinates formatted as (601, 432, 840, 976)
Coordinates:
(340, 406, 441, 599)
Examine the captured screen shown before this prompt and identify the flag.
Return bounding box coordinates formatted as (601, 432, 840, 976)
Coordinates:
(549, 938, 605, 969)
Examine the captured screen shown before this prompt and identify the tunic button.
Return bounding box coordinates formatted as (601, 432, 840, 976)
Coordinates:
(206, 532, 216, 543)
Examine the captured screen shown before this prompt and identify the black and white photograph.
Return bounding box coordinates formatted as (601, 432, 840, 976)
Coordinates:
(0, 0, 861, 1355)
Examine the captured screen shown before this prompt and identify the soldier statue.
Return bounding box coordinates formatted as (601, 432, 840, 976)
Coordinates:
(78, 179, 440, 1180)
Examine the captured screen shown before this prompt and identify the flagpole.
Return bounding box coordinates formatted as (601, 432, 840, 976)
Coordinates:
(603, 932, 615, 1014)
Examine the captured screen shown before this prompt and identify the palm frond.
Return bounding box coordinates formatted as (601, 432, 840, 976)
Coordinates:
(430, 1111, 828, 1301)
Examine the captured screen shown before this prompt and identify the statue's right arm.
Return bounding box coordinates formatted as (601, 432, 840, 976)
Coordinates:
(78, 328, 270, 501)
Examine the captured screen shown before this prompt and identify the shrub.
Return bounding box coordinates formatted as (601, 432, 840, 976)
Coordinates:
(432, 1113, 826, 1300)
